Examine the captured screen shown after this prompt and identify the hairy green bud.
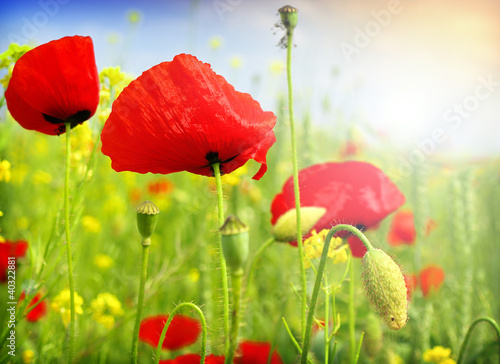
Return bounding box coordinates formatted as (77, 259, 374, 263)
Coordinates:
(136, 200, 159, 243)
(361, 249, 408, 330)
(221, 215, 249, 275)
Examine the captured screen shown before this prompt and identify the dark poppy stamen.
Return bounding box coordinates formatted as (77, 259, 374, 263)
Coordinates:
(43, 109, 92, 135)
(205, 151, 221, 165)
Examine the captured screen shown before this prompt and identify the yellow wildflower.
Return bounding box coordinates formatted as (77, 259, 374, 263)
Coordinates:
(269, 60, 285, 75)
(82, 215, 101, 233)
(100, 66, 125, 87)
(127, 10, 142, 25)
(440, 359, 456, 364)
(94, 254, 114, 270)
(71, 123, 94, 164)
(90, 293, 124, 329)
(0, 210, 3, 216)
(423, 346, 453, 363)
(209, 36, 223, 50)
(0, 160, 11, 183)
(230, 56, 243, 69)
(32, 170, 52, 185)
(303, 229, 347, 269)
(22, 349, 35, 364)
(221, 164, 248, 186)
(51, 289, 84, 325)
(188, 268, 200, 282)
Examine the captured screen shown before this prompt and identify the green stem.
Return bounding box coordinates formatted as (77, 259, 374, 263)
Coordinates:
(213, 162, 230, 355)
(324, 274, 330, 364)
(300, 225, 373, 364)
(154, 303, 207, 364)
(64, 122, 76, 364)
(246, 237, 275, 290)
(226, 273, 243, 364)
(349, 258, 356, 364)
(354, 332, 365, 364)
(131, 240, 150, 364)
(285, 22, 307, 344)
(457, 317, 500, 364)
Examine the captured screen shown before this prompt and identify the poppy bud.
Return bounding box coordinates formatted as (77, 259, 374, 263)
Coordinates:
(361, 249, 408, 330)
(136, 201, 159, 243)
(272, 207, 326, 243)
(220, 215, 249, 276)
(278, 5, 298, 33)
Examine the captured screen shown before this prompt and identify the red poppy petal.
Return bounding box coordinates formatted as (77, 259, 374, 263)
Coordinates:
(0, 240, 29, 282)
(19, 292, 47, 322)
(5, 36, 100, 135)
(419, 265, 445, 297)
(139, 314, 201, 351)
(271, 162, 405, 247)
(101, 54, 276, 179)
(347, 235, 368, 258)
(387, 210, 416, 246)
(235, 341, 284, 364)
(404, 274, 418, 301)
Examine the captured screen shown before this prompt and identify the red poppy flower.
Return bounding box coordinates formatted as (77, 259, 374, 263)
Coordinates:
(159, 354, 225, 364)
(387, 210, 416, 246)
(419, 265, 445, 297)
(147, 179, 174, 195)
(270, 162, 405, 257)
(19, 292, 47, 322)
(234, 341, 284, 364)
(100, 53, 276, 180)
(0, 240, 29, 282)
(139, 314, 201, 351)
(404, 273, 418, 301)
(5, 36, 100, 135)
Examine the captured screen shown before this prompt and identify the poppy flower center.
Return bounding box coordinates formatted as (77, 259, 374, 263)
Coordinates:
(42, 109, 91, 134)
(204, 151, 238, 174)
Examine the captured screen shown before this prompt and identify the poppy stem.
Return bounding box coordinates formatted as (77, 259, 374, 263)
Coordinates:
(131, 240, 150, 364)
(212, 162, 231, 356)
(284, 17, 307, 344)
(64, 121, 76, 364)
(154, 303, 207, 364)
(300, 224, 373, 364)
(226, 272, 243, 364)
(457, 316, 500, 364)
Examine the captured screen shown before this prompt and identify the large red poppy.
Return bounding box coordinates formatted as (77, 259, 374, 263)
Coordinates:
(270, 162, 405, 257)
(5, 35, 99, 136)
(100, 53, 276, 180)
(159, 354, 224, 364)
(234, 341, 284, 364)
(19, 292, 47, 322)
(139, 314, 201, 351)
(387, 210, 416, 246)
(0, 240, 28, 282)
(419, 265, 445, 297)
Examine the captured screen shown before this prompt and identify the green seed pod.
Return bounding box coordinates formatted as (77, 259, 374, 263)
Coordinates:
(272, 207, 326, 243)
(220, 215, 249, 276)
(136, 200, 160, 243)
(361, 249, 408, 330)
(278, 5, 298, 33)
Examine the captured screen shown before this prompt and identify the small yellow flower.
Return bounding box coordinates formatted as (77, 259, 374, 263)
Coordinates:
(51, 289, 84, 325)
(188, 268, 200, 283)
(127, 10, 142, 25)
(0, 210, 3, 217)
(303, 229, 347, 269)
(440, 359, 456, 364)
(32, 170, 52, 185)
(209, 36, 223, 50)
(94, 254, 114, 270)
(82, 215, 102, 234)
(221, 164, 248, 186)
(90, 293, 124, 329)
(423, 346, 453, 363)
(230, 56, 243, 69)
(269, 60, 285, 75)
(0, 159, 12, 183)
(22, 349, 35, 364)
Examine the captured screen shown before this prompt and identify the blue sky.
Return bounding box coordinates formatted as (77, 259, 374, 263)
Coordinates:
(1, 0, 499, 158)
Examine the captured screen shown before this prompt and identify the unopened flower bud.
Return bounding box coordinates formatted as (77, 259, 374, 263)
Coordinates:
(361, 249, 408, 330)
(278, 5, 298, 33)
(272, 207, 326, 243)
(136, 201, 159, 243)
(220, 215, 249, 276)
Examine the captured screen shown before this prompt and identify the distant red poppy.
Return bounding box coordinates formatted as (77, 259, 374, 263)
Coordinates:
(159, 354, 224, 364)
(139, 314, 201, 351)
(270, 162, 405, 257)
(419, 265, 445, 297)
(0, 240, 28, 282)
(5, 36, 100, 135)
(404, 274, 418, 301)
(234, 341, 284, 364)
(19, 292, 47, 322)
(101, 53, 276, 180)
(147, 179, 174, 195)
(340, 140, 358, 159)
(388, 210, 416, 246)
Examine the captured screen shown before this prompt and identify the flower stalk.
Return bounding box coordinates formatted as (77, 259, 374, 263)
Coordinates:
(64, 121, 76, 364)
